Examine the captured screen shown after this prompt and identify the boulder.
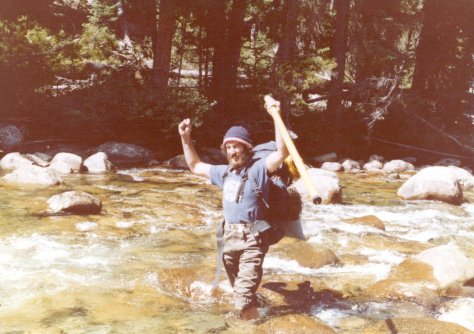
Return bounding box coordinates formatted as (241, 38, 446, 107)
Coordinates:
(309, 152, 338, 166)
(413, 244, 474, 288)
(397, 166, 463, 205)
(448, 166, 474, 190)
(164, 154, 189, 170)
(382, 160, 415, 174)
(95, 142, 155, 165)
(25, 153, 50, 167)
(343, 215, 386, 231)
(272, 241, 339, 268)
(291, 168, 342, 204)
(1, 165, 62, 186)
(83, 152, 115, 173)
(0, 152, 33, 170)
(435, 158, 462, 167)
(363, 160, 383, 173)
(257, 314, 337, 334)
(401, 156, 417, 165)
(49, 153, 83, 173)
(165, 147, 227, 170)
(199, 148, 227, 165)
(321, 162, 343, 172)
(369, 154, 385, 163)
(0, 124, 23, 152)
(367, 258, 440, 308)
(342, 159, 361, 173)
(47, 191, 102, 214)
(364, 317, 473, 334)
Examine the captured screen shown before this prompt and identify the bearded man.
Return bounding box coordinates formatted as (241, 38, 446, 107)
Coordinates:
(178, 97, 288, 320)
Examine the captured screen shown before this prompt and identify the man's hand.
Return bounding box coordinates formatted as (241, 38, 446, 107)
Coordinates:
(178, 118, 191, 137)
(264, 95, 281, 116)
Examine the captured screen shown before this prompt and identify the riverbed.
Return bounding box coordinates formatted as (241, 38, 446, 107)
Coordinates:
(0, 167, 473, 333)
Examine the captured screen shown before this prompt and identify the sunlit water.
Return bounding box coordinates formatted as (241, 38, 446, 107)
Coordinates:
(0, 167, 473, 333)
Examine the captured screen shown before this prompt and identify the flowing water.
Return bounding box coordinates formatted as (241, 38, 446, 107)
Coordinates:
(0, 167, 473, 333)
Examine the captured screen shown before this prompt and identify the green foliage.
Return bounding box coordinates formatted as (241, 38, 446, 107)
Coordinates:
(79, 23, 118, 62)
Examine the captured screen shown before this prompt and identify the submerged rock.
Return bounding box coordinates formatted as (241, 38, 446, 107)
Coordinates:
(47, 191, 102, 214)
(414, 244, 474, 289)
(364, 317, 473, 334)
(1, 165, 62, 186)
(257, 313, 337, 334)
(272, 241, 339, 269)
(343, 215, 386, 231)
(291, 168, 342, 204)
(367, 258, 440, 308)
(397, 166, 463, 205)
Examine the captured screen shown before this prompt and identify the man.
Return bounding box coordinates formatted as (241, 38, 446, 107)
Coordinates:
(178, 96, 288, 320)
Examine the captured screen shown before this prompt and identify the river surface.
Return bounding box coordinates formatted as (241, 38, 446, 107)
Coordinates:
(0, 167, 473, 333)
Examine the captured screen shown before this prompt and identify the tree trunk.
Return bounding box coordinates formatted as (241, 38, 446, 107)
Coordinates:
(324, 0, 350, 152)
(117, 0, 133, 52)
(207, 0, 248, 124)
(207, 0, 228, 96)
(273, 0, 299, 124)
(152, 0, 177, 93)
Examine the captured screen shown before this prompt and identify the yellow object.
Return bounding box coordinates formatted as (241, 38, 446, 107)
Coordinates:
(284, 156, 300, 179)
(265, 95, 320, 204)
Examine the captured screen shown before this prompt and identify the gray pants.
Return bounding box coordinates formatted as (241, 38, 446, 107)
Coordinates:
(222, 225, 269, 310)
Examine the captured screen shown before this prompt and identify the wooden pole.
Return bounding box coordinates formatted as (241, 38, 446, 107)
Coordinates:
(265, 95, 321, 204)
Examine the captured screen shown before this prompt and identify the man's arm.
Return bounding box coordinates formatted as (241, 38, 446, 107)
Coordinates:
(264, 97, 289, 174)
(178, 118, 212, 177)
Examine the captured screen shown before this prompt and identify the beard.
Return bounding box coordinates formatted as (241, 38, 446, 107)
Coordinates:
(227, 151, 250, 170)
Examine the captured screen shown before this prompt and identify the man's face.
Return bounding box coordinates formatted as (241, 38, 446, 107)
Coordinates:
(225, 141, 250, 169)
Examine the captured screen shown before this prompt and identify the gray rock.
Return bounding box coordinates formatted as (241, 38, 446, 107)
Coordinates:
(291, 168, 342, 204)
(397, 166, 463, 205)
(321, 162, 343, 172)
(0, 125, 24, 152)
(309, 152, 338, 166)
(435, 158, 461, 167)
(1, 165, 62, 186)
(25, 153, 50, 167)
(342, 159, 361, 172)
(164, 154, 188, 169)
(0, 152, 33, 170)
(369, 154, 385, 162)
(414, 244, 474, 288)
(47, 191, 102, 214)
(83, 152, 114, 173)
(49, 152, 83, 174)
(363, 160, 383, 172)
(383, 159, 415, 174)
(96, 142, 155, 165)
(447, 166, 474, 190)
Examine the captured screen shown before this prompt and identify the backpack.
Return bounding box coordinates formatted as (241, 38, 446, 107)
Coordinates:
(228, 141, 303, 245)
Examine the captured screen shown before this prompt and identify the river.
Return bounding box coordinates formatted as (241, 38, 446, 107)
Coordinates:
(0, 167, 473, 333)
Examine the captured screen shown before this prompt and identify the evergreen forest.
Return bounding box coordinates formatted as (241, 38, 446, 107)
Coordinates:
(0, 0, 473, 163)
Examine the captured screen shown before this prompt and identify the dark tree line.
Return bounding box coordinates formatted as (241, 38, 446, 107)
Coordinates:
(0, 0, 472, 160)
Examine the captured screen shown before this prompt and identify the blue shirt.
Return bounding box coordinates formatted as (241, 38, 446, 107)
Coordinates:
(210, 158, 270, 224)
